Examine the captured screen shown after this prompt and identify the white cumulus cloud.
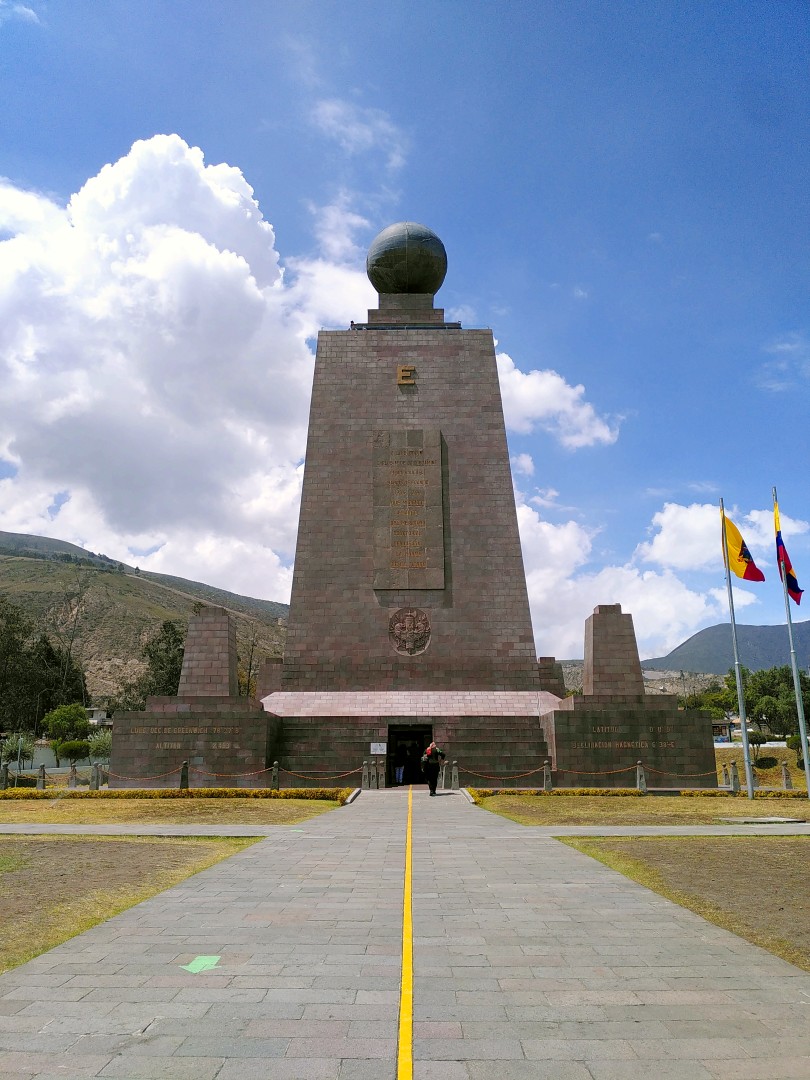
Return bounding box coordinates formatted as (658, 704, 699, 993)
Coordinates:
(497, 352, 619, 448)
(0, 134, 351, 600)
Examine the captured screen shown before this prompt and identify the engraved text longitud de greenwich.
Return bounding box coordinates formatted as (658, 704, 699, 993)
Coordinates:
(373, 428, 444, 589)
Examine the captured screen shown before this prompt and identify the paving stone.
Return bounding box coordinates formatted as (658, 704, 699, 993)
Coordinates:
(0, 791, 809, 1080)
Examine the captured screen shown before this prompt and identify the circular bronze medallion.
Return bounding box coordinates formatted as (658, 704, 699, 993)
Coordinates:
(389, 607, 431, 655)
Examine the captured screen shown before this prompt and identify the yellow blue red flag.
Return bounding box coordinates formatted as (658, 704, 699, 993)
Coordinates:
(774, 501, 803, 604)
(722, 512, 765, 582)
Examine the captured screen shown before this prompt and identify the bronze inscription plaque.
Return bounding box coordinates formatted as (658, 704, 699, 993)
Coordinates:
(373, 427, 444, 589)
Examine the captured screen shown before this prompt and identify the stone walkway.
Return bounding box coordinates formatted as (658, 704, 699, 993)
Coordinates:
(0, 790, 809, 1079)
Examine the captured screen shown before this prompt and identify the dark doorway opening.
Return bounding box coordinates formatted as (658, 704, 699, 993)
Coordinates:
(388, 724, 432, 786)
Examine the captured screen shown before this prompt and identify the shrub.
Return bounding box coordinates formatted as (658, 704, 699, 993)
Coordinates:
(87, 729, 112, 762)
(56, 740, 91, 764)
(0, 787, 355, 804)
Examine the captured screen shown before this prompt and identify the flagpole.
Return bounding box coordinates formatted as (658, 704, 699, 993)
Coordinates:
(720, 498, 754, 799)
(773, 487, 810, 799)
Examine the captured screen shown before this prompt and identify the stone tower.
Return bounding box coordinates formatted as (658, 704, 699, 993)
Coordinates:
(282, 221, 541, 693)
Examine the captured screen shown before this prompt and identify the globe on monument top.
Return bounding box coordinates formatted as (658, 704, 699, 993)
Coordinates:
(366, 221, 447, 295)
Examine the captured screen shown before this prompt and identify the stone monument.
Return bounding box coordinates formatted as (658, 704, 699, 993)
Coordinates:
(110, 606, 275, 788)
(262, 222, 715, 789)
(111, 223, 715, 791)
(540, 605, 716, 788)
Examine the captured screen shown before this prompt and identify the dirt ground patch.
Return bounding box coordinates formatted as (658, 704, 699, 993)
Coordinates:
(0, 835, 255, 974)
(479, 793, 810, 826)
(0, 797, 340, 825)
(565, 836, 810, 971)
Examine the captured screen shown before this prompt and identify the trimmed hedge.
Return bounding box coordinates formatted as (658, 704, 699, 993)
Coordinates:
(0, 787, 355, 805)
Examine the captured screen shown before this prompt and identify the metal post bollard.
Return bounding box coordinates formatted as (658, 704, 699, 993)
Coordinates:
(0, 763, 8, 790)
(782, 762, 793, 790)
(180, 760, 189, 790)
(440, 762, 448, 790)
(636, 760, 647, 794)
(369, 758, 377, 790)
(722, 763, 729, 786)
(543, 759, 553, 792)
(90, 763, 100, 791)
(68, 763, 77, 789)
(730, 761, 740, 793)
(451, 760, 459, 790)
(37, 764, 46, 790)
(272, 761, 279, 790)
(377, 757, 386, 789)
(361, 760, 369, 789)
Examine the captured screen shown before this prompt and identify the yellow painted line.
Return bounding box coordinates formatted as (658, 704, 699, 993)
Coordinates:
(397, 785, 414, 1080)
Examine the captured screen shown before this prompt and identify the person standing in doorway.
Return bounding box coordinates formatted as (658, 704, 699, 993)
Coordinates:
(394, 743, 407, 785)
(421, 740, 446, 796)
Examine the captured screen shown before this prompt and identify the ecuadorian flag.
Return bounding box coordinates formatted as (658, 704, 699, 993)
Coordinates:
(723, 512, 765, 582)
(775, 501, 803, 604)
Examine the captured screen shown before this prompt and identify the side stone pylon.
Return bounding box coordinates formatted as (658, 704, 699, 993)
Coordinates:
(110, 606, 276, 789)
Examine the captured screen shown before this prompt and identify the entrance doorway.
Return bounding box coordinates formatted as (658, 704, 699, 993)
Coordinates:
(388, 724, 432, 786)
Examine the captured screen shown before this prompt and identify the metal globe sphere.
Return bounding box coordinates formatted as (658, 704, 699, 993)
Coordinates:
(366, 222, 447, 295)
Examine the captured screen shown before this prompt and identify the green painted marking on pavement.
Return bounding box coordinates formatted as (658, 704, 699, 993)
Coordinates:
(182, 955, 221, 973)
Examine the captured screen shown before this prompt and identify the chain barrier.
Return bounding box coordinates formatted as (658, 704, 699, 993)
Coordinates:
(644, 766, 719, 778)
(461, 765, 547, 780)
(279, 766, 362, 780)
(106, 767, 183, 781)
(189, 765, 273, 778)
(564, 766, 637, 776)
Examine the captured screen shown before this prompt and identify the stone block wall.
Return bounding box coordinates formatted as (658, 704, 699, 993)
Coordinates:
(110, 697, 275, 789)
(583, 604, 645, 698)
(550, 695, 716, 788)
(177, 606, 238, 697)
(282, 294, 540, 693)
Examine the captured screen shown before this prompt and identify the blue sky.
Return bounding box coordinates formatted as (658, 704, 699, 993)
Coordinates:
(0, 0, 808, 660)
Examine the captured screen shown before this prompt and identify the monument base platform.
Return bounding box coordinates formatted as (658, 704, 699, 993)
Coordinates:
(110, 697, 276, 789)
(262, 691, 557, 788)
(545, 694, 717, 789)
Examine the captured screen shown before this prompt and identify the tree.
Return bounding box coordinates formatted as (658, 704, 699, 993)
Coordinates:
(42, 703, 91, 744)
(0, 596, 34, 730)
(88, 729, 112, 762)
(112, 621, 186, 711)
(238, 623, 260, 697)
(747, 730, 766, 764)
(56, 739, 91, 765)
(0, 598, 89, 733)
(0, 731, 35, 769)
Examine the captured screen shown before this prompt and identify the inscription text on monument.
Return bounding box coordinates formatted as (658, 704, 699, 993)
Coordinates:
(373, 427, 444, 590)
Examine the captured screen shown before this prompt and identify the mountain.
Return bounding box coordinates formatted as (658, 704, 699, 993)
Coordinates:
(641, 620, 810, 675)
(0, 530, 288, 702)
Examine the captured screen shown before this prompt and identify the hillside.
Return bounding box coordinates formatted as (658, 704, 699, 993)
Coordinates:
(0, 533, 288, 702)
(641, 620, 810, 675)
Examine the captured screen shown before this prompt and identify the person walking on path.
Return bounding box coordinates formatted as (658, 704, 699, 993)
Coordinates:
(421, 740, 446, 795)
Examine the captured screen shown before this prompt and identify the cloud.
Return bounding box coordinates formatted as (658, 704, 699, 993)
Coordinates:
(637, 500, 809, 576)
(0, 1, 40, 26)
(636, 502, 720, 571)
(515, 497, 726, 658)
(0, 134, 349, 601)
(756, 332, 810, 391)
(307, 192, 370, 263)
(496, 352, 619, 448)
(510, 453, 534, 477)
(311, 98, 408, 170)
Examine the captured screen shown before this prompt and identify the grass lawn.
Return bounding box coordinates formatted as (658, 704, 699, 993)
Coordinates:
(0, 835, 258, 974)
(0, 797, 342, 825)
(477, 793, 810, 826)
(563, 835, 810, 972)
(715, 745, 806, 790)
